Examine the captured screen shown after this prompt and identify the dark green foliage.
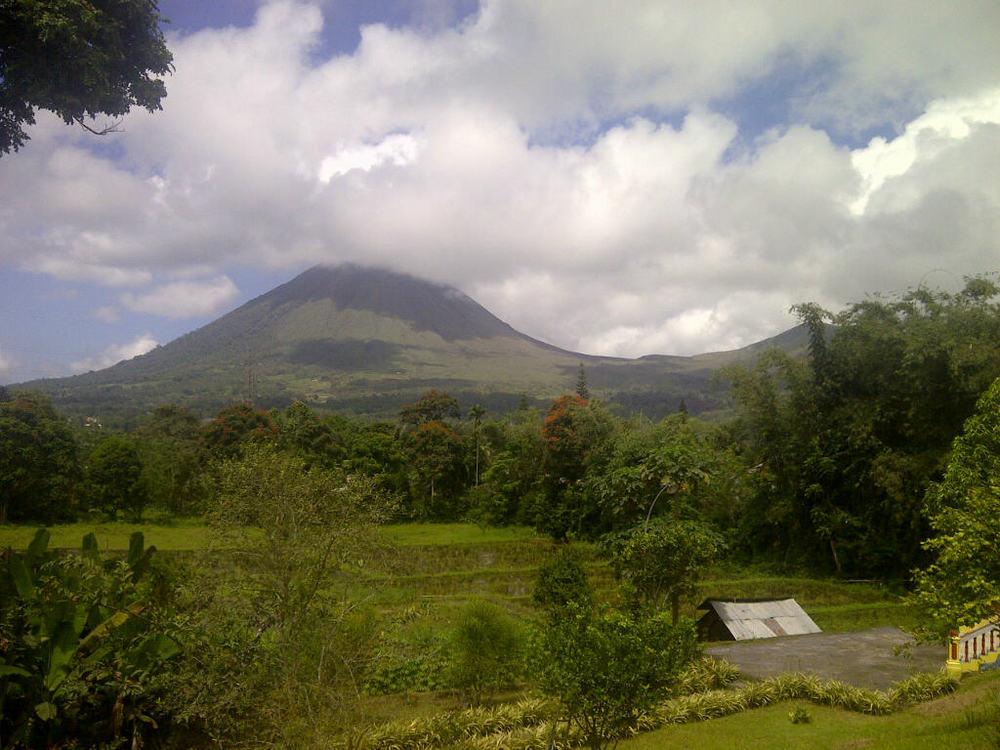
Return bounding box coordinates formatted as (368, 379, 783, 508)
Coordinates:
(604, 520, 726, 624)
(575, 363, 590, 400)
(341, 420, 409, 497)
(0, 529, 181, 748)
(584, 414, 743, 533)
(0, 391, 79, 524)
(912, 375, 1000, 629)
(538, 395, 615, 538)
(288, 338, 401, 369)
(449, 599, 525, 705)
(473, 409, 545, 526)
(136, 403, 206, 516)
(723, 276, 1000, 578)
(536, 608, 700, 750)
(405, 421, 467, 519)
(275, 399, 344, 467)
(400, 389, 462, 427)
(0, 0, 173, 154)
(533, 544, 593, 615)
(84, 434, 146, 520)
(200, 401, 277, 458)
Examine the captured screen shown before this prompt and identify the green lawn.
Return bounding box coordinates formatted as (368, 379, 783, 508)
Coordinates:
(0, 521, 215, 551)
(621, 673, 1000, 750)
(0, 521, 538, 551)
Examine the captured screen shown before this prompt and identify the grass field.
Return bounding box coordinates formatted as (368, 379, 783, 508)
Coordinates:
(620, 672, 1000, 750)
(0, 520, 916, 632)
(0, 520, 537, 551)
(380, 522, 539, 546)
(0, 520, 216, 551)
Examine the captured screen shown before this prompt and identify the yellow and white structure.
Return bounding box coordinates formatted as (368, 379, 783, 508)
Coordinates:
(947, 618, 1000, 677)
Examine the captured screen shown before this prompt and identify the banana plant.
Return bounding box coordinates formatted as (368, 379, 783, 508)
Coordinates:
(1, 529, 179, 748)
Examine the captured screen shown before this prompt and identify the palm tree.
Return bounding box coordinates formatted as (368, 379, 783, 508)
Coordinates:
(469, 404, 486, 486)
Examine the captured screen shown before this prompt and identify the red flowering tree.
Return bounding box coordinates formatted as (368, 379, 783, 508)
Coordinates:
(202, 403, 278, 458)
(539, 395, 615, 538)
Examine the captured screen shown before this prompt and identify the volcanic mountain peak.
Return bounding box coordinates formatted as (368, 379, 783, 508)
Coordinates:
(18, 262, 809, 422)
(258, 264, 521, 342)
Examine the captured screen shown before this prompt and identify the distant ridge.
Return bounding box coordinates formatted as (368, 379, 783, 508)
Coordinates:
(16, 264, 810, 424)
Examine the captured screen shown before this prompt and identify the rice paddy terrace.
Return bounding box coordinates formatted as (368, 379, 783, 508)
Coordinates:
(6, 522, 984, 748)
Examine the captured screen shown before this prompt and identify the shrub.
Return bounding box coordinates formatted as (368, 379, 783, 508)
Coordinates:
(0, 530, 182, 748)
(674, 657, 741, 695)
(536, 608, 700, 750)
(789, 706, 812, 724)
(449, 599, 526, 705)
(532, 545, 593, 614)
(889, 671, 959, 706)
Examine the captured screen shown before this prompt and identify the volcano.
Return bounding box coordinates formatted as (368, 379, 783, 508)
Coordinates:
(19, 264, 809, 422)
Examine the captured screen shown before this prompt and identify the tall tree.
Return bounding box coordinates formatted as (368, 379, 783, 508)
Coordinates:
(584, 414, 739, 533)
(405, 421, 465, 519)
(477, 408, 545, 525)
(136, 404, 205, 516)
(0, 390, 79, 523)
(0, 0, 173, 154)
(468, 403, 486, 486)
(85, 434, 147, 520)
(538, 395, 615, 538)
(209, 443, 394, 743)
(399, 389, 461, 427)
(604, 519, 726, 625)
(913, 375, 1000, 630)
(276, 400, 343, 467)
(722, 276, 1000, 578)
(201, 402, 277, 458)
(575, 363, 590, 400)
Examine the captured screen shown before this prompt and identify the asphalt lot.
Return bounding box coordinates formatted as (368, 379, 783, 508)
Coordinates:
(705, 626, 945, 691)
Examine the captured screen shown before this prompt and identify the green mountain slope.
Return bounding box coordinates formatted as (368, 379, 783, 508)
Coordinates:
(19, 264, 808, 423)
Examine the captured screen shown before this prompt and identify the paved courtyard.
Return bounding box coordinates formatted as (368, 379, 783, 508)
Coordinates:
(705, 626, 945, 691)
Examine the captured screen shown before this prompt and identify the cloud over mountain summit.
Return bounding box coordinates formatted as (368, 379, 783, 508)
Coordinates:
(1, 0, 998, 382)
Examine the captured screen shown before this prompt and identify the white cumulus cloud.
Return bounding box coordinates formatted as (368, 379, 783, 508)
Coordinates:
(0, 1, 998, 363)
(71, 334, 159, 373)
(121, 277, 240, 319)
(318, 133, 422, 182)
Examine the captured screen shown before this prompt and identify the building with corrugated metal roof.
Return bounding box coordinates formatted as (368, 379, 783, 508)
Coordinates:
(697, 598, 822, 641)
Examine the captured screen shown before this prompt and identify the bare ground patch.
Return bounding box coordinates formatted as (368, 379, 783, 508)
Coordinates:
(706, 627, 944, 691)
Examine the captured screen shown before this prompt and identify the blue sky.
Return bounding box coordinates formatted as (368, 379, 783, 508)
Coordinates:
(2, 0, 999, 384)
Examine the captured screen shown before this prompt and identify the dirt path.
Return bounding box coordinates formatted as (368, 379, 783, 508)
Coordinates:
(705, 626, 945, 691)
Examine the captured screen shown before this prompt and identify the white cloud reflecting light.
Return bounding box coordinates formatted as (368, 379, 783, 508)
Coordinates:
(0, 0, 997, 370)
(71, 334, 159, 373)
(121, 277, 240, 319)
